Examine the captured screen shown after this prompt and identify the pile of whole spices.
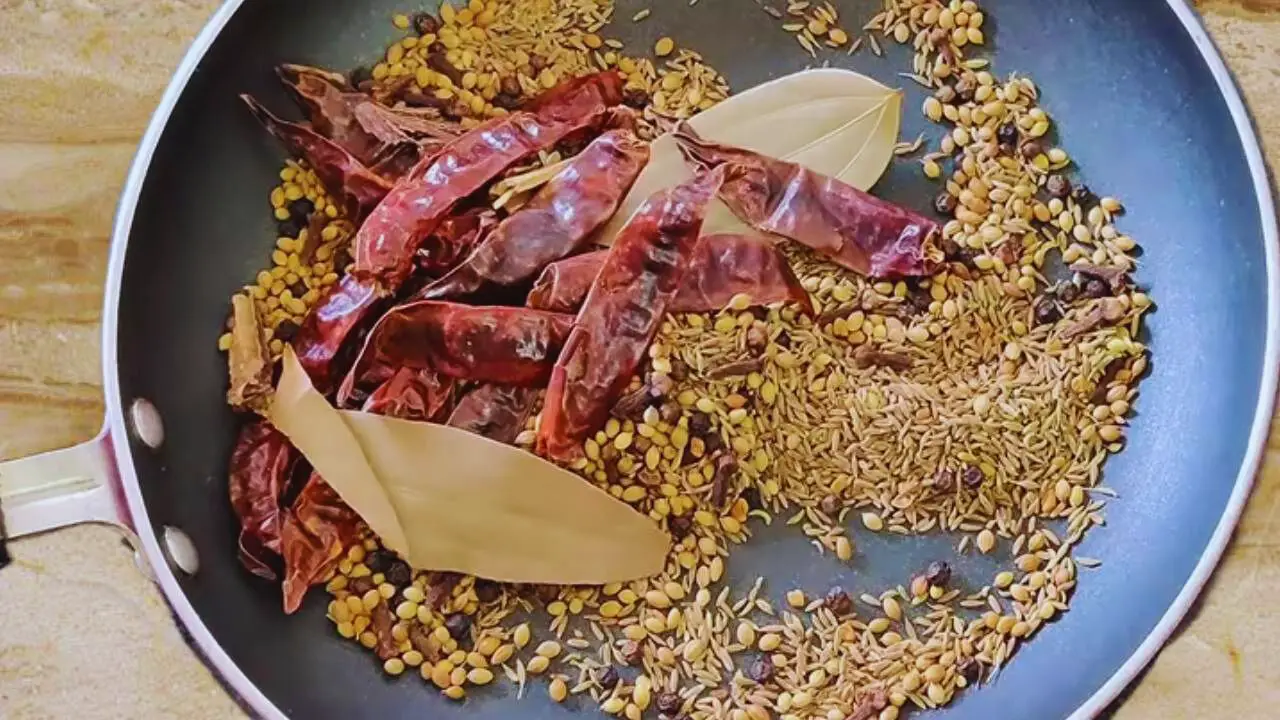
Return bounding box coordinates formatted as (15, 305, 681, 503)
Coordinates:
(221, 1, 1153, 718)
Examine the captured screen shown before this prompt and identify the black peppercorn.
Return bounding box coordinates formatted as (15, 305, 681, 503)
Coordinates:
(659, 401, 682, 425)
(1033, 297, 1062, 325)
(962, 465, 984, 490)
(348, 65, 373, 87)
(597, 666, 619, 689)
(1019, 139, 1043, 160)
(499, 75, 522, 97)
(688, 412, 713, 437)
(1081, 277, 1110, 299)
(668, 513, 693, 539)
(276, 217, 303, 238)
(364, 549, 393, 573)
(1045, 174, 1072, 199)
(385, 558, 412, 586)
(934, 191, 959, 215)
(702, 431, 724, 455)
(444, 612, 471, 641)
(288, 198, 313, 220)
(669, 358, 688, 381)
(623, 88, 650, 109)
(824, 586, 854, 616)
(412, 12, 441, 34)
(996, 123, 1018, 147)
(1071, 183, 1098, 208)
(932, 468, 957, 493)
(746, 654, 775, 683)
(818, 494, 841, 516)
(657, 692, 682, 715)
(924, 560, 952, 587)
(492, 92, 522, 110)
(274, 319, 300, 342)
(474, 580, 501, 603)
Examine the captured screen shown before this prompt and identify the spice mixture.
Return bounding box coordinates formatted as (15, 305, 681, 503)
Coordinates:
(222, 1, 1151, 718)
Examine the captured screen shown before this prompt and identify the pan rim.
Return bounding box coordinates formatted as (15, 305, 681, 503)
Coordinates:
(98, 1, 1280, 718)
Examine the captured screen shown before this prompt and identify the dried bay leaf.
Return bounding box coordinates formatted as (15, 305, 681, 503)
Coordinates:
(269, 348, 669, 584)
(595, 68, 903, 244)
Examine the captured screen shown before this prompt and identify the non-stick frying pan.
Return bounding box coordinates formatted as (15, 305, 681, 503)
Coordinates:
(0, 0, 1275, 717)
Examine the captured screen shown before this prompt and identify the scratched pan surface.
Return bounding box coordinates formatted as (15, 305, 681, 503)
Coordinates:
(108, 0, 1277, 718)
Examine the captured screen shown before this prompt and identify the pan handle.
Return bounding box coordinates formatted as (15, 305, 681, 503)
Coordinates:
(0, 430, 134, 540)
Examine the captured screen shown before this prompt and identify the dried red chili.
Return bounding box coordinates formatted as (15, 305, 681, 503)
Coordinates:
(280, 473, 363, 614)
(414, 129, 650, 302)
(352, 80, 622, 290)
(447, 385, 539, 444)
(673, 233, 812, 314)
(523, 250, 603, 313)
(228, 420, 302, 581)
(290, 273, 383, 394)
(278, 63, 459, 169)
(674, 126, 942, 279)
(413, 208, 499, 279)
(293, 75, 620, 393)
(240, 95, 392, 219)
(338, 302, 575, 405)
(360, 367, 457, 422)
(539, 168, 725, 461)
(525, 70, 624, 123)
(527, 233, 812, 315)
(276, 64, 382, 165)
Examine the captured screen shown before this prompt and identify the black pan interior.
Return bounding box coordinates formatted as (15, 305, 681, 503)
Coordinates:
(115, 0, 1270, 717)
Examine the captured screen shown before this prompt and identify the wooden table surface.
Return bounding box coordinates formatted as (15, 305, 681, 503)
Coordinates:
(0, 1, 1276, 717)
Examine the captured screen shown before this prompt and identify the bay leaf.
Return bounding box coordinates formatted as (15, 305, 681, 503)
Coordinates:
(269, 348, 669, 584)
(594, 68, 902, 245)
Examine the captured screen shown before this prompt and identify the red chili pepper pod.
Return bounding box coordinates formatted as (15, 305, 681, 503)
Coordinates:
(360, 367, 457, 422)
(527, 233, 813, 316)
(539, 167, 727, 461)
(674, 125, 943, 279)
(291, 273, 384, 395)
(337, 302, 575, 406)
(240, 95, 392, 219)
(280, 473, 363, 614)
(415, 128, 650, 303)
(228, 420, 304, 581)
(353, 93, 621, 290)
(447, 385, 539, 444)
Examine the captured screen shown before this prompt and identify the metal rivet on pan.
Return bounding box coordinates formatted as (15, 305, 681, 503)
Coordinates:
(129, 398, 164, 449)
(163, 526, 199, 576)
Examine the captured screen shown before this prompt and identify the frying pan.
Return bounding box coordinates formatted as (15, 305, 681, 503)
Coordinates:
(0, 0, 1274, 717)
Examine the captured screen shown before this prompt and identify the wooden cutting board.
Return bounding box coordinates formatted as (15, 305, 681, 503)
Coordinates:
(0, 0, 1276, 716)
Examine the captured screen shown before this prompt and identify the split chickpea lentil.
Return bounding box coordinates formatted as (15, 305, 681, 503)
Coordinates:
(226, 0, 1154, 717)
